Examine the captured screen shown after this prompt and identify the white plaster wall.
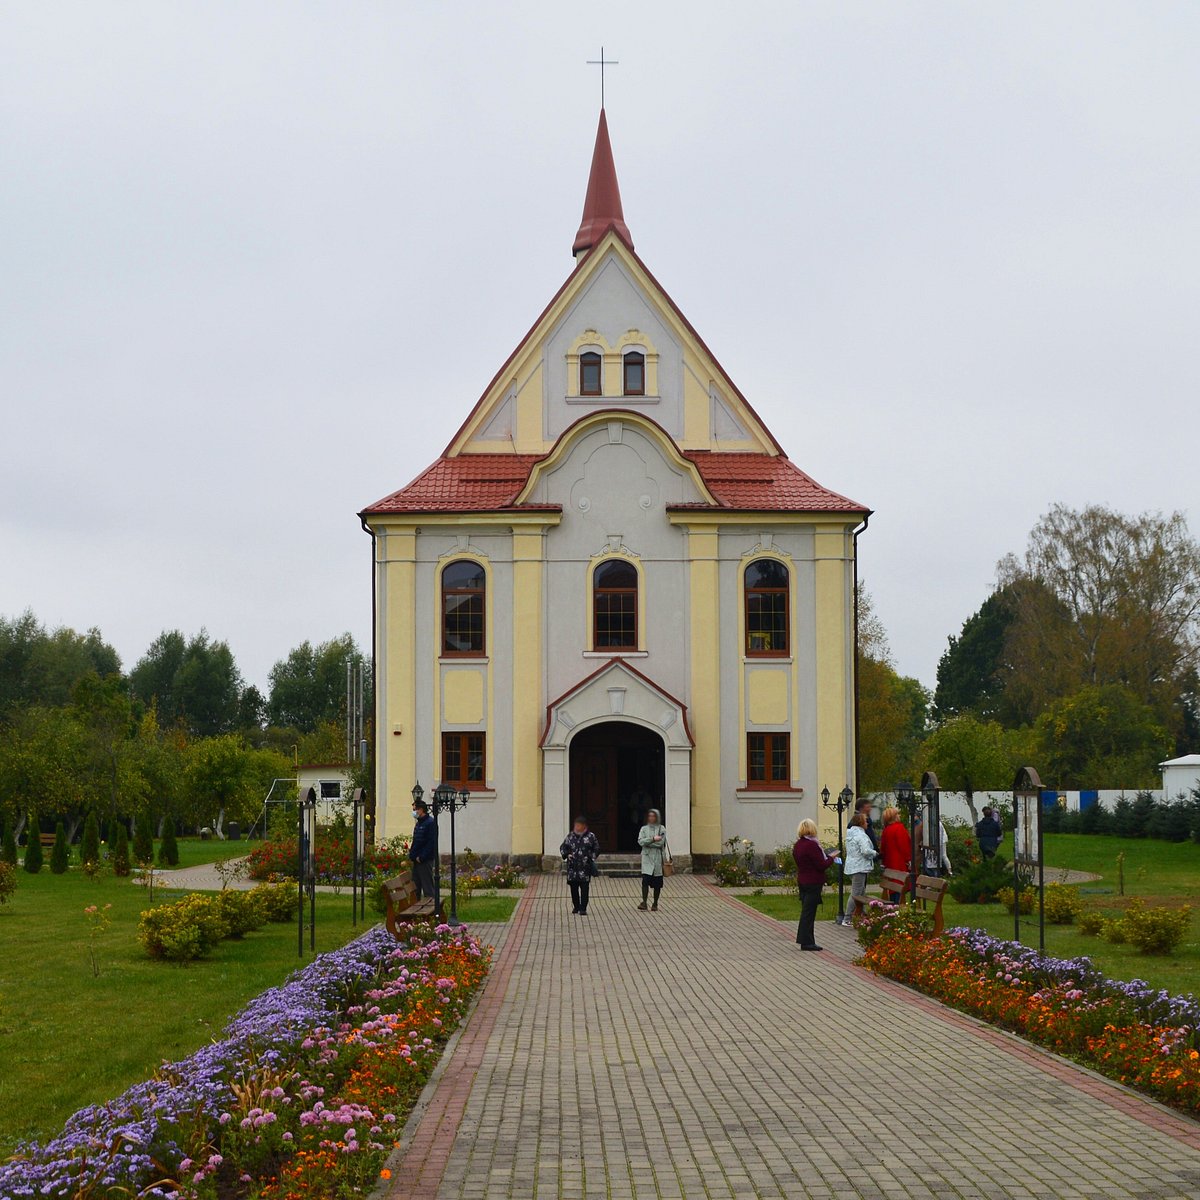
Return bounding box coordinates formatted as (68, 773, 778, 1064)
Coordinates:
(543, 257, 683, 442)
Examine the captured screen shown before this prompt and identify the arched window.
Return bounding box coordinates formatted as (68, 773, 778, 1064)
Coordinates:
(442, 560, 486, 656)
(622, 350, 645, 395)
(593, 559, 638, 650)
(579, 351, 602, 396)
(744, 559, 789, 656)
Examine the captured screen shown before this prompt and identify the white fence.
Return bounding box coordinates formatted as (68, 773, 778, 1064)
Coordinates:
(860, 789, 1167, 826)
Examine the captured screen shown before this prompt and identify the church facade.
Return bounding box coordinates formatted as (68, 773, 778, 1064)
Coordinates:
(360, 111, 869, 866)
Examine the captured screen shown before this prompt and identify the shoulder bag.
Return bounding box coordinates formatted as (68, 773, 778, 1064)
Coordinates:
(662, 837, 675, 877)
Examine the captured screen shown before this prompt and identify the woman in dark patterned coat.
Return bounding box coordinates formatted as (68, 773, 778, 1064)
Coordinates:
(560, 817, 600, 916)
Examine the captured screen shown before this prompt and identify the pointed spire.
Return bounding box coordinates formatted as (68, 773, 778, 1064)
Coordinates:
(572, 108, 633, 258)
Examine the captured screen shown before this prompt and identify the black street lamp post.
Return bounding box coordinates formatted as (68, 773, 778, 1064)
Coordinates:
(430, 783, 471, 928)
(821, 784, 855, 923)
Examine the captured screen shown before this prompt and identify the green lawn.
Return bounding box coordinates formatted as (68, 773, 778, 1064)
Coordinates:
(169, 835, 256, 868)
(0, 867, 511, 1156)
(735, 834, 1200, 996)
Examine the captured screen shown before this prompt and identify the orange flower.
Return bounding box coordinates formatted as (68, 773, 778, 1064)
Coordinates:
(380, 1168, 392, 1179)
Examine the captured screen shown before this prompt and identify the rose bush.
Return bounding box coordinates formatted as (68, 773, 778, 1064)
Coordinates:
(248, 829, 409, 885)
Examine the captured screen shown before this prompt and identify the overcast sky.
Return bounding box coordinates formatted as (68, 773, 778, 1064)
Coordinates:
(2, 3, 1197, 696)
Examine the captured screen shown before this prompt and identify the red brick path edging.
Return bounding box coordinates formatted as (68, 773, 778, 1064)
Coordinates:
(704, 877, 1200, 1151)
(383, 875, 541, 1199)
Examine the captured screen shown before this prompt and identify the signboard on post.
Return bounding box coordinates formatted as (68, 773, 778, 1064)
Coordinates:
(1011, 766, 1045, 950)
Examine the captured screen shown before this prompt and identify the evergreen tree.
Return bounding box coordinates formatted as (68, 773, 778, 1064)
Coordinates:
(132, 811, 154, 865)
(80, 812, 101, 866)
(110, 822, 130, 876)
(50, 821, 69, 874)
(1, 817, 16, 866)
(158, 815, 179, 867)
(23, 813, 44, 874)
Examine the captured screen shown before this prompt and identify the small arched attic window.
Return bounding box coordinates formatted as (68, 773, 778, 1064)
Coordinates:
(579, 351, 602, 396)
(622, 350, 645, 396)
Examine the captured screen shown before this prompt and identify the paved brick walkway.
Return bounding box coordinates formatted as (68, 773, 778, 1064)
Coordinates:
(384, 875, 1200, 1200)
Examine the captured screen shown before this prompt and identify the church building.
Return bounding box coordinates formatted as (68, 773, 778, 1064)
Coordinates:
(360, 110, 869, 867)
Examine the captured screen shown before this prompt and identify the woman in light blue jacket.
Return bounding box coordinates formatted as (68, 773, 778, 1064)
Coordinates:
(636, 808, 668, 911)
(838, 812, 877, 926)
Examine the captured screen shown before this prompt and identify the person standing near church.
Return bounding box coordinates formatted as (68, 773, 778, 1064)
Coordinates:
(560, 816, 599, 915)
(637, 808, 667, 911)
(838, 811, 877, 926)
(409, 799, 438, 900)
(855, 797, 879, 854)
(793, 818, 838, 951)
(975, 806, 1002, 858)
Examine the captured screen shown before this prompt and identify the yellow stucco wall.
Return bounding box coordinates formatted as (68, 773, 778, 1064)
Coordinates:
(813, 525, 852, 839)
(688, 524, 722, 854)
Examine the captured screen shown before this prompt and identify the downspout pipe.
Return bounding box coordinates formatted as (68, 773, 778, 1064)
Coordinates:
(359, 514, 378, 842)
(851, 513, 871, 798)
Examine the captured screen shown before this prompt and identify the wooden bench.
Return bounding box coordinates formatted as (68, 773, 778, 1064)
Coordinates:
(914, 873, 950, 935)
(878, 867, 911, 906)
(382, 869, 440, 938)
(38, 833, 56, 848)
(856, 869, 947, 936)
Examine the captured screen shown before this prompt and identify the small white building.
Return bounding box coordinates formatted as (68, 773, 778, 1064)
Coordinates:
(297, 763, 354, 822)
(1160, 754, 1200, 800)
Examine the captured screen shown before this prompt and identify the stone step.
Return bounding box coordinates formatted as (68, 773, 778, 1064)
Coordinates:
(596, 854, 643, 878)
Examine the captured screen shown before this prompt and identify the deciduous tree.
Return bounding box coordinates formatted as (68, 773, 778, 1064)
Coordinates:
(999, 505, 1200, 738)
(267, 635, 369, 734)
(1034, 683, 1173, 788)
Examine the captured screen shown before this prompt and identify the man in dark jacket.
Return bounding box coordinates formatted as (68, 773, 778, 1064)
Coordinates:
(410, 799, 438, 898)
(975, 806, 1003, 858)
(855, 797, 879, 852)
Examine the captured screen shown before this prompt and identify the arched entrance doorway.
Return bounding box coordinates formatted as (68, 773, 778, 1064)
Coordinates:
(569, 721, 665, 853)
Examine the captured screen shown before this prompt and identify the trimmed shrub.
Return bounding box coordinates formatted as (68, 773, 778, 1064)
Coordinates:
(1, 818, 16, 867)
(997, 886, 1035, 915)
(947, 855, 1011, 904)
(1077, 910, 1105, 937)
(215, 889, 267, 938)
(80, 812, 101, 867)
(23, 815, 43, 874)
(132, 811, 154, 865)
(158, 815, 179, 867)
(248, 881, 299, 922)
(1102, 917, 1128, 944)
(110, 822, 131, 877)
(138, 893, 231, 961)
(1120, 900, 1192, 956)
(1042, 883, 1084, 925)
(0, 860, 16, 904)
(49, 822, 69, 874)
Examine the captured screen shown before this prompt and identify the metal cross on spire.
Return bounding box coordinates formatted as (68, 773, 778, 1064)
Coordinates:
(587, 46, 619, 108)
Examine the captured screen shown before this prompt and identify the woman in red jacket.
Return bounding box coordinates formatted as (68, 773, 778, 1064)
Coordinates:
(792, 818, 838, 951)
(879, 806, 911, 904)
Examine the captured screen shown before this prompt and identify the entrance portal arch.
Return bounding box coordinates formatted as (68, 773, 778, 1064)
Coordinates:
(569, 720, 665, 853)
(541, 659, 693, 865)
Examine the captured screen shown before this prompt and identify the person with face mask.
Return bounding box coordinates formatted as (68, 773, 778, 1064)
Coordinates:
(409, 799, 438, 900)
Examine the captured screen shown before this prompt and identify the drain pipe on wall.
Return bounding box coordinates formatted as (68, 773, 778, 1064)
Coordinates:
(359, 514, 378, 842)
(851, 513, 871, 799)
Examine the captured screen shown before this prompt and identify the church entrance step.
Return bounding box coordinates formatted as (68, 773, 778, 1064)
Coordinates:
(595, 853, 642, 878)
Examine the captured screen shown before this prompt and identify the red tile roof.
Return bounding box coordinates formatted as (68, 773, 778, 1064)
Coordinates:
(361, 451, 867, 516)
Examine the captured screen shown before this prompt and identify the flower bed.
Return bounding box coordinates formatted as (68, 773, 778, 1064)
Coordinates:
(247, 832, 409, 885)
(1, 924, 491, 1198)
(858, 907, 1200, 1112)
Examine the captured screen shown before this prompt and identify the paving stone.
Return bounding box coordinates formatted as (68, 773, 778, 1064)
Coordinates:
(383, 875, 1200, 1200)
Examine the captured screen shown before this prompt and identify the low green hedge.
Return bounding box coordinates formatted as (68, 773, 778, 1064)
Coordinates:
(138, 883, 298, 961)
